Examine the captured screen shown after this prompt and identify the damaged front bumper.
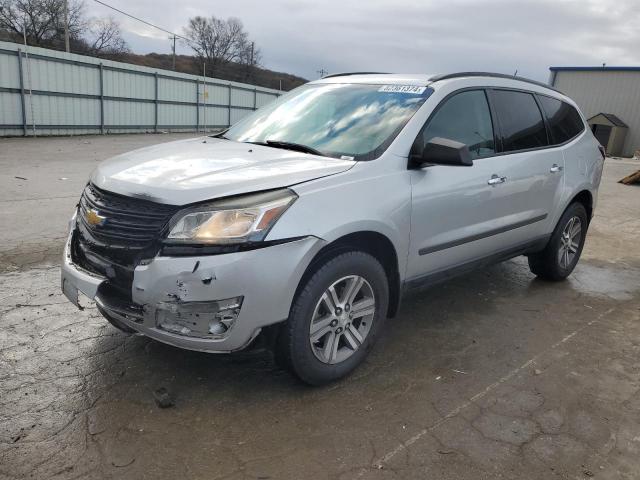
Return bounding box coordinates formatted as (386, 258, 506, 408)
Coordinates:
(61, 232, 324, 352)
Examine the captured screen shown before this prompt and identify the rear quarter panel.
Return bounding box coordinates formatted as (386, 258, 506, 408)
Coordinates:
(557, 128, 603, 222)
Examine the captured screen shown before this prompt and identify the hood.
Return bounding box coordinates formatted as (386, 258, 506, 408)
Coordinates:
(91, 137, 355, 205)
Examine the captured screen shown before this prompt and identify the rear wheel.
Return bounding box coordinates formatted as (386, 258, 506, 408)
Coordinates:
(528, 202, 588, 281)
(276, 251, 388, 385)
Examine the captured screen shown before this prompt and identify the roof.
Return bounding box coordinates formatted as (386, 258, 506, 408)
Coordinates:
(550, 66, 640, 72)
(314, 72, 560, 93)
(428, 72, 560, 93)
(588, 113, 628, 128)
(321, 72, 389, 79)
(313, 73, 435, 86)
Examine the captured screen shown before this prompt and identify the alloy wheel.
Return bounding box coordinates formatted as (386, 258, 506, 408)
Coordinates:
(309, 275, 376, 364)
(558, 216, 582, 269)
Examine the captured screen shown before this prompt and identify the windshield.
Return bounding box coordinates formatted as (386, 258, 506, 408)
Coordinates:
(223, 83, 433, 160)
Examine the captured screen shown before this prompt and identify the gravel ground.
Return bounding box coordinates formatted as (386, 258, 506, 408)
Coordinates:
(0, 135, 639, 479)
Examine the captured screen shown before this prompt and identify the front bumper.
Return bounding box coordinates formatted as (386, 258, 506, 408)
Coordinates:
(61, 232, 324, 352)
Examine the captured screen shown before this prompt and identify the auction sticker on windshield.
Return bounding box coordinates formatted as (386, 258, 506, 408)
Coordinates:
(378, 85, 427, 94)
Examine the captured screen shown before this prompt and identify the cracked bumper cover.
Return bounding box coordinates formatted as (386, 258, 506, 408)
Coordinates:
(61, 232, 324, 352)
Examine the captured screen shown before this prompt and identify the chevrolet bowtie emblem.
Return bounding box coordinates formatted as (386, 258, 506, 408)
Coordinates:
(85, 209, 106, 227)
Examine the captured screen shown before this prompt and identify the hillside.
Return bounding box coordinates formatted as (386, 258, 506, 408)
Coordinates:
(0, 34, 307, 91)
(102, 52, 308, 91)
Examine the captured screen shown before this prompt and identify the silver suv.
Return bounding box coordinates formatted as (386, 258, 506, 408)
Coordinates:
(61, 72, 604, 385)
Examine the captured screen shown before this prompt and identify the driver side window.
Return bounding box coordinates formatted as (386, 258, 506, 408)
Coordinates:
(421, 90, 495, 159)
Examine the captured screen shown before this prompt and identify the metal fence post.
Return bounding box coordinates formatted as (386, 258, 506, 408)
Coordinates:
(16, 49, 27, 136)
(99, 63, 105, 134)
(195, 79, 199, 132)
(154, 72, 159, 133)
(202, 81, 207, 132)
(227, 84, 232, 127)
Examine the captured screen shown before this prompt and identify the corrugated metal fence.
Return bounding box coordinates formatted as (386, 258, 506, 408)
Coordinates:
(0, 40, 281, 137)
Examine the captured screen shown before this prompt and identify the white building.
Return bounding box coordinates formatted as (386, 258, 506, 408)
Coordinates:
(550, 66, 640, 157)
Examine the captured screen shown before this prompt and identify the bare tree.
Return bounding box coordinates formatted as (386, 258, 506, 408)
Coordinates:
(184, 15, 257, 70)
(0, 0, 84, 46)
(83, 17, 128, 55)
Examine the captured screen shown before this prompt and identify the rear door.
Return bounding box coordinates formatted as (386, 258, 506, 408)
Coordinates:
(487, 89, 565, 237)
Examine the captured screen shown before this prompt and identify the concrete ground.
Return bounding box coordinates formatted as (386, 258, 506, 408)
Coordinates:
(1, 134, 639, 480)
(0, 133, 198, 273)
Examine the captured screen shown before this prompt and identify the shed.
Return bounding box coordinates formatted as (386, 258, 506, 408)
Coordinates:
(587, 113, 628, 157)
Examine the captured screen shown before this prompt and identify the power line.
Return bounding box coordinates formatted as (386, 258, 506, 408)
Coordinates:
(92, 0, 188, 41)
(91, 0, 190, 70)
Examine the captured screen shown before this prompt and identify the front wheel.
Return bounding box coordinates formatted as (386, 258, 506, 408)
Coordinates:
(276, 251, 389, 385)
(528, 202, 588, 281)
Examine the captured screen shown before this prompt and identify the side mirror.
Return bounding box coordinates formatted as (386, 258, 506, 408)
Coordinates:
(409, 137, 473, 168)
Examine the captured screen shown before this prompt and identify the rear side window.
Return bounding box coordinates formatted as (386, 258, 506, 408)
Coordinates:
(491, 90, 548, 152)
(537, 95, 585, 144)
(420, 90, 495, 159)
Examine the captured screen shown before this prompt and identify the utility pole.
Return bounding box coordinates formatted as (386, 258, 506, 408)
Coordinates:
(171, 34, 176, 70)
(317, 68, 328, 78)
(63, 0, 70, 52)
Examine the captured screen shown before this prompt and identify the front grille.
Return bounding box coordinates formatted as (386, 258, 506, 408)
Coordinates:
(78, 183, 178, 247)
(72, 184, 180, 296)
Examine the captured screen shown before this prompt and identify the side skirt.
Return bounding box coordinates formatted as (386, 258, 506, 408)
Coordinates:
(403, 235, 551, 292)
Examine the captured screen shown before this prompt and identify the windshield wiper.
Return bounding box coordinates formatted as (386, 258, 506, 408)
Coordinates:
(261, 140, 324, 156)
(210, 130, 230, 140)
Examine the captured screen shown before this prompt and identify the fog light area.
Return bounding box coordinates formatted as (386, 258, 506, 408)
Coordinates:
(155, 296, 243, 338)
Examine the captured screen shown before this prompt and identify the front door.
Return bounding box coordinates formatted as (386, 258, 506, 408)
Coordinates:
(406, 88, 562, 282)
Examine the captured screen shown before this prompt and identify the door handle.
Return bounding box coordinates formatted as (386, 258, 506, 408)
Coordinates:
(487, 174, 507, 186)
(550, 164, 563, 173)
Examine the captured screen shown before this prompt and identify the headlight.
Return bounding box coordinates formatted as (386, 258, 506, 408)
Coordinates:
(166, 189, 297, 244)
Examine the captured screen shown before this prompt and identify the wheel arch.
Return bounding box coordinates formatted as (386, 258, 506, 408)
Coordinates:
(570, 189, 594, 222)
(294, 231, 402, 319)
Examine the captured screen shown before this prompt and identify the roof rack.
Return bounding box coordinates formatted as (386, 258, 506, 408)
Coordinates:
(429, 72, 561, 93)
(322, 72, 389, 79)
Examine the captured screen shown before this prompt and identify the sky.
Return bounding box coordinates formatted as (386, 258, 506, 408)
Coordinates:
(85, 0, 640, 82)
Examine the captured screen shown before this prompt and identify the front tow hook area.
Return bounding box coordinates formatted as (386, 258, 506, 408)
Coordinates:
(154, 296, 244, 338)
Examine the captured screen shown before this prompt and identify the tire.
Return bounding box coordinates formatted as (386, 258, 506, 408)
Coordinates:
(528, 202, 588, 281)
(276, 251, 389, 386)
